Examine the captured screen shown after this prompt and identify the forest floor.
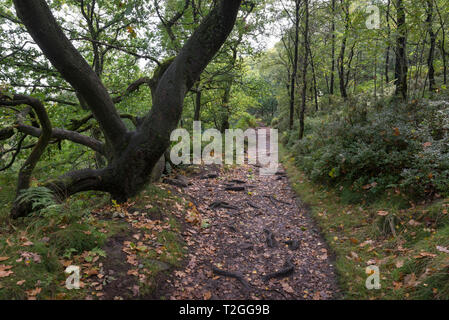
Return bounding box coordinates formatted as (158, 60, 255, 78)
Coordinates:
(155, 163, 339, 300)
(152, 127, 339, 300)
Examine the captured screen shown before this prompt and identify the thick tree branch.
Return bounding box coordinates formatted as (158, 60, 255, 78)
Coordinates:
(16, 124, 105, 155)
(112, 77, 153, 104)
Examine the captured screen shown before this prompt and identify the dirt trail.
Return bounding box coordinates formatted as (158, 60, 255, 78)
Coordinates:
(157, 128, 339, 300)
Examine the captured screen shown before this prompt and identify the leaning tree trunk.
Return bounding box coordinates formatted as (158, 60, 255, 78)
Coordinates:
(11, 0, 242, 218)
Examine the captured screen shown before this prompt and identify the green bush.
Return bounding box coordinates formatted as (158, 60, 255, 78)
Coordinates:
(235, 112, 257, 130)
(289, 96, 449, 200)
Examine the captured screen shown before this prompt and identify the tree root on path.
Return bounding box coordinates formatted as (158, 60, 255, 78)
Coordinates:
(264, 195, 291, 206)
(246, 200, 260, 209)
(209, 201, 238, 210)
(262, 258, 295, 281)
(225, 185, 246, 192)
(212, 266, 250, 290)
(284, 240, 300, 250)
(263, 229, 277, 248)
(163, 178, 188, 188)
(228, 179, 246, 184)
(201, 173, 219, 179)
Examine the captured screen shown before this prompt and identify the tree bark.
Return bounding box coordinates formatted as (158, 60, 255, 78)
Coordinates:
(330, 0, 336, 95)
(289, 0, 300, 130)
(299, 0, 309, 140)
(338, 0, 349, 100)
(426, 0, 436, 92)
(385, 0, 391, 84)
(308, 44, 319, 111)
(394, 0, 408, 100)
(194, 87, 202, 122)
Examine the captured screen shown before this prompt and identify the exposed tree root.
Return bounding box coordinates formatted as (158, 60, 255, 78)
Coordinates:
(209, 201, 238, 210)
(263, 258, 295, 281)
(264, 228, 277, 248)
(212, 266, 250, 290)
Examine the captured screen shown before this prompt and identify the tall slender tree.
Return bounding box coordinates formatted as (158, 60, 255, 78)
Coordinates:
(299, 0, 309, 140)
(426, 0, 437, 92)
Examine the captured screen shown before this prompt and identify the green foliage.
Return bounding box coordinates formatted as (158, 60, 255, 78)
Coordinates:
(235, 112, 257, 130)
(16, 187, 56, 213)
(283, 147, 449, 300)
(288, 97, 449, 201)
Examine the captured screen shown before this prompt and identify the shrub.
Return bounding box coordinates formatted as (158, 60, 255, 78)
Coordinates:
(235, 112, 257, 130)
(289, 96, 449, 200)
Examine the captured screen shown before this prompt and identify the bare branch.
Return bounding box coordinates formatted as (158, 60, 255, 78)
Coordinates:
(0, 94, 52, 194)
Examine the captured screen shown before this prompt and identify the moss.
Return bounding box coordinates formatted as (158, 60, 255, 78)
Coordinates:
(151, 56, 176, 84)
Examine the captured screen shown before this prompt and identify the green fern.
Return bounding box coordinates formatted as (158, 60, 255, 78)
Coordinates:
(16, 187, 56, 212)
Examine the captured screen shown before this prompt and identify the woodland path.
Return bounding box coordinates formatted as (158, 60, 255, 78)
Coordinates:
(156, 128, 339, 300)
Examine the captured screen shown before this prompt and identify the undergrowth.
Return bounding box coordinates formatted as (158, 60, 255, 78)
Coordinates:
(282, 145, 449, 300)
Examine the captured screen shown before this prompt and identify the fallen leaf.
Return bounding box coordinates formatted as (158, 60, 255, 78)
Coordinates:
(127, 269, 139, 276)
(436, 246, 449, 254)
(203, 291, 212, 300)
(0, 270, 13, 278)
(395, 259, 404, 268)
(0, 264, 13, 271)
(313, 291, 321, 300)
(408, 219, 421, 227)
(26, 287, 42, 300)
(404, 273, 420, 288)
(360, 240, 374, 247)
(393, 127, 400, 136)
(367, 259, 377, 265)
(415, 252, 437, 259)
(393, 281, 402, 290)
(281, 282, 294, 294)
(84, 269, 99, 277)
